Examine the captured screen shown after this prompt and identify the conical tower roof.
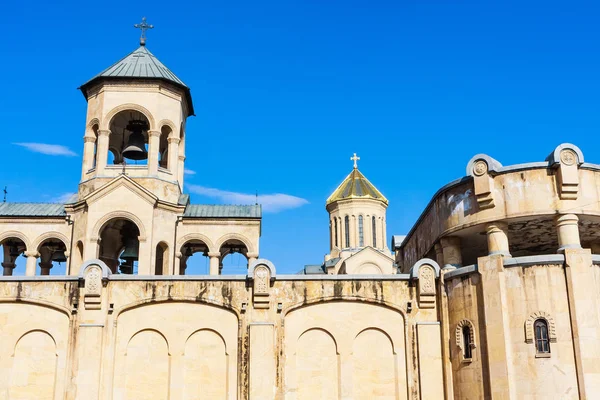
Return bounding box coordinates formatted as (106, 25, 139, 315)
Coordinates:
(326, 167, 388, 206)
(79, 45, 194, 116)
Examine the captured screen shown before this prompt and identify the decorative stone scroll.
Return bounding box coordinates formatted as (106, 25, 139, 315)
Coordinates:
(551, 144, 583, 200)
(524, 311, 557, 344)
(409, 258, 440, 309)
(466, 154, 502, 210)
(248, 259, 276, 309)
(79, 259, 111, 310)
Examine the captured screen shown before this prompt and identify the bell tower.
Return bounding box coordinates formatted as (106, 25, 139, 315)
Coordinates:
(77, 18, 194, 204)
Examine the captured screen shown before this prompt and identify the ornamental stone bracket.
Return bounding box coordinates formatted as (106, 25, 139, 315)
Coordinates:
(466, 154, 502, 210)
(547, 143, 584, 200)
(409, 258, 440, 309)
(248, 259, 276, 309)
(79, 259, 111, 310)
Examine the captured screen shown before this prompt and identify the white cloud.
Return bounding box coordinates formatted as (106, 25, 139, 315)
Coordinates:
(13, 143, 77, 157)
(53, 192, 76, 204)
(184, 169, 196, 175)
(187, 185, 309, 213)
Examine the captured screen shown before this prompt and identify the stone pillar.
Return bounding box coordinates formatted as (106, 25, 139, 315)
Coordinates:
(24, 251, 38, 276)
(178, 155, 186, 186)
(208, 252, 220, 275)
(95, 130, 110, 175)
(556, 214, 581, 252)
(247, 252, 259, 266)
(39, 247, 53, 276)
(434, 243, 444, 266)
(167, 137, 180, 178)
(147, 130, 161, 175)
(82, 134, 97, 178)
(564, 248, 600, 397)
(478, 255, 517, 399)
(2, 262, 15, 276)
(440, 236, 462, 270)
(486, 222, 511, 257)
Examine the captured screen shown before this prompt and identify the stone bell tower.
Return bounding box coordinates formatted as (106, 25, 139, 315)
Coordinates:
(77, 17, 193, 204)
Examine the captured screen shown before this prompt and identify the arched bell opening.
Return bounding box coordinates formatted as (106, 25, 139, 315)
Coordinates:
(99, 218, 141, 274)
(36, 238, 68, 276)
(107, 110, 151, 166)
(219, 239, 249, 275)
(159, 126, 170, 170)
(179, 240, 210, 275)
(155, 242, 169, 275)
(0, 238, 26, 276)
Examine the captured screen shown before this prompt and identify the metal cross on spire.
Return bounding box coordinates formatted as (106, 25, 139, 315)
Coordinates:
(351, 153, 360, 169)
(134, 17, 154, 46)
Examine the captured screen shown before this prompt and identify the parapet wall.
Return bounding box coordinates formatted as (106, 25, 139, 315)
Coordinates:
(0, 258, 446, 400)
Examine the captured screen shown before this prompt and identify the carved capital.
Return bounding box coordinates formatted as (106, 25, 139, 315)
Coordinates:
(148, 130, 161, 138)
(24, 251, 39, 258)
(97, 129, 110, 137)
(167, 137, 180, 144)
(207, 252, 221, 258)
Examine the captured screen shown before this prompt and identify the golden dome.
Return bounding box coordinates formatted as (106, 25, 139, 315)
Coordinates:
(326, 168, 388, 206)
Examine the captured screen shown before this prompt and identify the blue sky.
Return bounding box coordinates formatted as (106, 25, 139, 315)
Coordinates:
(1, 1, 600, 273)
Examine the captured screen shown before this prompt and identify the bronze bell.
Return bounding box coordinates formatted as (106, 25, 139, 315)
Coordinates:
(51, 250, 67, 264)
(122, 120, 149, 160)
(120, 238, 140, 262)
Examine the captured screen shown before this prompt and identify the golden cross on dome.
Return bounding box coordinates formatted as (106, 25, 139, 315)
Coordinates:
(351, 153, 360, 169)
(134, 17, 154, 46)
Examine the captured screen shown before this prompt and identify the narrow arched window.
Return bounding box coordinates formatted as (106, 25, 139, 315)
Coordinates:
(358, 216, 364, 247)
(534, 319, 550, 354)
(345, 216, 350, 248)
(462, 325, 472, 359)
(372, 216, 377, 247)
(334, 219, 338, 247)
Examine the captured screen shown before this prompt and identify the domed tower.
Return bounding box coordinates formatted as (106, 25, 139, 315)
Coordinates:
(325, 154, 393, 274)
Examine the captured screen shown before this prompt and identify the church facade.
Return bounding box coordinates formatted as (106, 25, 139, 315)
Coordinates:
(0, 31, 599, 400)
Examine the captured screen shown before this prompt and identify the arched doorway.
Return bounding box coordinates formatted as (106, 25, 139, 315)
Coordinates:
(99, 218, 141, 274)
(1, 237, 26, 276)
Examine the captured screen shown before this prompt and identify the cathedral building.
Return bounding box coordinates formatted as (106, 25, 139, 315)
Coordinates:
(0, 25, 599, 399)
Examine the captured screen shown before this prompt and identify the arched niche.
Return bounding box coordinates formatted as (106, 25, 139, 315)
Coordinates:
(179, 238, 211, 275)
(0, 235, 27, 276)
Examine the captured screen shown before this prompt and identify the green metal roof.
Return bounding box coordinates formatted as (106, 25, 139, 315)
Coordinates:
(183, 204, 261, 218)
(0, 203, 66, 217)
(79, 45, 194, 116)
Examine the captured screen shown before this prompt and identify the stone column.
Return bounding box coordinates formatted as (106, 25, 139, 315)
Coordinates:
(95, 130, 110, 175)
(434, 243, 444, 266)
(440, 236, 462, 270)
(24, 251, 39, 276)
(147, 130, 161, 175)
(486, 222, 511, 257)
(178, 155, 186, 186)
(556, 214, 581, 252)
(82, 134, 97, 179)
(167, 137, 180, 178)
(208, 252, 220, 275)
(2, 262, 15, 276)
(247, 252, 259, 266)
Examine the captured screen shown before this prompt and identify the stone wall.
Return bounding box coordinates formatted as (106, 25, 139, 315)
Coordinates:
(0, 258, 446, 399)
